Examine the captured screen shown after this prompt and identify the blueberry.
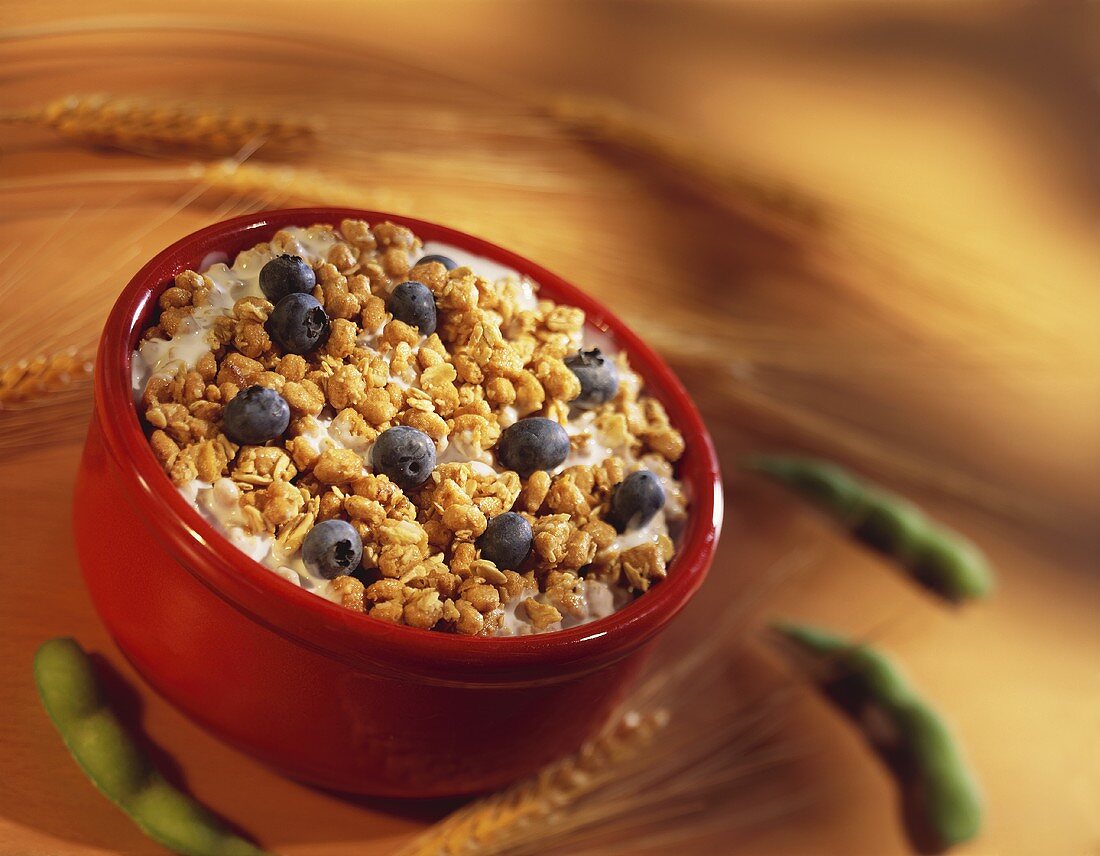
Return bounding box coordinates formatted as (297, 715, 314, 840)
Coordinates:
(387, 281, 437, 335)
(222, 385, 290, 445)
(371, 426, 436, 490)
(415, 254, 458, 271)
(302, 519, 363, 579)
(477, 512, 533, 570)
(607, 470, 666, 533)
(259, 254, 316, 303)
(267, 292, 330, 354)
(496, 417, 570, 477)
(565, 348, 619, 407)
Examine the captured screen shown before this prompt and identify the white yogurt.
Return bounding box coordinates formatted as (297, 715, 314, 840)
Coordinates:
(135, 226, 336, 382)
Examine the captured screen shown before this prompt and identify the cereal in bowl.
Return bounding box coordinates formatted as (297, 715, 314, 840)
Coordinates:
(134, 220, 687, 636)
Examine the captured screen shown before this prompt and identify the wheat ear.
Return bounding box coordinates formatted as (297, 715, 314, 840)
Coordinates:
(1, 93, 317, 154)
(191, 161, 411, 211)
(397, 708, 669, 856)
(0, 161, 411, 212)
(537, 94, 822, 229)
(0, 347, 95, 409)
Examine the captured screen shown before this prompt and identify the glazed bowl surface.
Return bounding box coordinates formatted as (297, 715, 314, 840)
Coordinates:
(74, 208, 723, 796)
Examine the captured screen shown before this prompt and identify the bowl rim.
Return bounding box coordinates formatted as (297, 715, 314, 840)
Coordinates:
(95, 207, 723, 680)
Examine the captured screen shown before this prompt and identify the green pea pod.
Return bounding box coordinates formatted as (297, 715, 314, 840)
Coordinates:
(34, 638, 271, 856)
(744, 454, 868, 518)
(745, 455, 994, 601)
(911, 529, 992, 602)
(774, 622, 983, 849)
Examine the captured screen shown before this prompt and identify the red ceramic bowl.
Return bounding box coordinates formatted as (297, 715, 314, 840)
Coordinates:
(74, 208, 723, 797)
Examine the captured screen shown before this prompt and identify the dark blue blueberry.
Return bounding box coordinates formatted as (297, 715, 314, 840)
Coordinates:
(477, 512, 533, 570)
(371, 426, 437, 490)
(497, 417, 570, 477)
(302, 519, 363, 579)
(387, 281, 437, 335)
(259, 254, 316, 303)
(607, 470, 666, 533)
(565, 348, 619, 408)
(221, 385, 290, 445)
(267, 292, 330, 354)
(415, 254, 458, 271)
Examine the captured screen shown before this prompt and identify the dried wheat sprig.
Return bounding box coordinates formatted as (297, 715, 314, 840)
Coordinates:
(0, 347, 94, 409)
(0, 397, 94, 460)
(189, 160, 410, 211)
(400, 555, 812, 856)
(537, 94, 824, 230)
(538, 95, 1067, 365)
(712, 378, 1058, 531)
(0, 176, 216, 356)
(397, 708, 669, 856)
(1, 93, 317, 154)
(0, 160, 412, 212)
(407, 686, 808, 856)
(0, 165, 1044, 530)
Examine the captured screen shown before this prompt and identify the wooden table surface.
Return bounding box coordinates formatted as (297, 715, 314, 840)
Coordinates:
(2, 2, 1098, 854)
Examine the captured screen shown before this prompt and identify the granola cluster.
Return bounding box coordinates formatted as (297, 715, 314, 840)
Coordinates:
(135, 220, 687, 636)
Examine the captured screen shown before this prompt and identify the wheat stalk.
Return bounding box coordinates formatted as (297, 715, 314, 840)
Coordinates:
(397, 708, 669, 856)
(0, 347, 94, 409)
(0, 395, 94, 460)
(191, 160, 410, 211)
(538, 95, 1056, 363)
(0, 160, 1046, 530)
(536, 94, 824, 230)
(399, 555, 813, 856)
(0, 160, 411, 213)
(0, 347, 96, 461)
(401, 685, 809, 856)
(1, 93, 317, 154)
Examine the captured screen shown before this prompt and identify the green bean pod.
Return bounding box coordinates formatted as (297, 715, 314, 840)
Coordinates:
(745, 455, 994, 601)
(774, 622, 983, 849)
(34, 638, 270, 856)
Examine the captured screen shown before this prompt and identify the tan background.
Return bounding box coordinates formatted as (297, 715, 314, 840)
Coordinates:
(1, 1, 1098, 854)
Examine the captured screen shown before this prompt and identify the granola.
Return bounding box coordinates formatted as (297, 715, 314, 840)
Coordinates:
(133, 221, 688, 636)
